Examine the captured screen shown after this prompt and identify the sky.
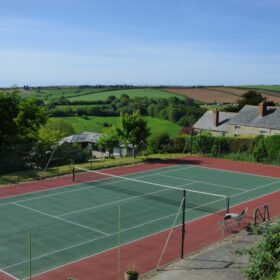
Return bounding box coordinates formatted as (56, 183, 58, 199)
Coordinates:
(0, 0, 280, 86)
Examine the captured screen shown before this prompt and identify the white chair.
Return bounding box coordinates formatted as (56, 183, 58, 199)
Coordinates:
(224, 207, 248, 225)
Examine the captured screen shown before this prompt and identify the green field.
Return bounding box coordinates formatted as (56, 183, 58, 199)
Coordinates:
(52, 116, 182, 137)
(18, 87, 184, 103)
(239, 85, 280, 92)
(68, 88, 184, 102)
(19, 87, 117, 100)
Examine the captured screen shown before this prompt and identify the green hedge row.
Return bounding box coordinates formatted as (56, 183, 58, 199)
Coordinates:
(147, 134, 280, 163)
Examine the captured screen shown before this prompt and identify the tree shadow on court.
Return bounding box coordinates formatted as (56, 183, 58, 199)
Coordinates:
(144, 158, 203, 166)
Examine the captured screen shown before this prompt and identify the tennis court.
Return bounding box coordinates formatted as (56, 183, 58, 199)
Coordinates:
(0, 163, 280, 280)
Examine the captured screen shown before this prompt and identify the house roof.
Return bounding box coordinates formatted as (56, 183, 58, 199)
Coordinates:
(228, 105, 280, 130)
(60, 132, 103, 144)
(193, 111, 237, 132)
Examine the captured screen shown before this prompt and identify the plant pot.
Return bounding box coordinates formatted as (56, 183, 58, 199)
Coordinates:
(125, 271, 139, 280)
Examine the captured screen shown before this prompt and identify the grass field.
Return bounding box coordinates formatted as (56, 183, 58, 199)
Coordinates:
(52, 116, 182, 137)
(19, 87, 112, 100)
(18, 87, 184, 103)
(1, 163, 280, 279)
(68, 88, 184, 102)
(239, 85, 280, 92)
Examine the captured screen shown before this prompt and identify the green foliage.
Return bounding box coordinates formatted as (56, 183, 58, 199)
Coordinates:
(52, 116, 182, 138)
(0, 90, 46, 144)
(236, 222, 280, 280)
(253, 137, 270, 162)
(46, 94, 204, 129)
(147, 133, 171, 154)
(265, 135, 280, 157)
(39, 119, 75, 143)
(238, 90, 265, 109)
(97, 127, 120, 157)
(116, 111, 150, 156)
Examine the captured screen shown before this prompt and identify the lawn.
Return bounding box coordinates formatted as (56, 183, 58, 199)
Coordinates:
(68, 88, 184, 101)
(52, 116, 182, 137)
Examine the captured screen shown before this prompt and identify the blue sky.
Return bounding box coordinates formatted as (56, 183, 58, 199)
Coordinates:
(0, 0, 280, 86)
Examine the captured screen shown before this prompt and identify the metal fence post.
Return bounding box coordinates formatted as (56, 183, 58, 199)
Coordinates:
(181, 190, 186, 259)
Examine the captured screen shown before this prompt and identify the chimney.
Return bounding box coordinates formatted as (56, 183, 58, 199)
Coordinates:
(213, 109, 219, 127)
(259, 101, 267, 117)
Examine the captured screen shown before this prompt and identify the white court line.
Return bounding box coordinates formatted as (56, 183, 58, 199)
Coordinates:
(10, 180, 280, 279)
(13, 203, 109, 236)
(0, 269, 20, 280)
(58, 182, 197, 218)
(0, 165, 192, 208)
(21, 183, 280, 280)
(0, 163, 187, 203)
(230, 180, 280, 198)
(4, 195, 226, 272)
(76, 167, 227, 199)
(158, 174, 245, 191)
(190, 163, 280, 180)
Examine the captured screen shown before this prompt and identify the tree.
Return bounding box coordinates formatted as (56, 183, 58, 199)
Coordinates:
(0, 90, 46, 145)
(97, 127, 119, 157)
(39, 119, 75, 143)
(238, 90, 265, 109)
(147, 132, 171, 154)
(116, 111, 150, 157)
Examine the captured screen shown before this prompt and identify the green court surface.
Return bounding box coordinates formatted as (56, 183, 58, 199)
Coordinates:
(0, 164, 280, 279)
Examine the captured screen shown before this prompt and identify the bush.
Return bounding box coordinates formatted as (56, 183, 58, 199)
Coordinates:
(253, 137, 268, 162)
(236, 222, 280, 280)
(147, 133, 171, 154)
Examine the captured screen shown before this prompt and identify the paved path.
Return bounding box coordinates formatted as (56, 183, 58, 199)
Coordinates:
(144, 230, 261, 280)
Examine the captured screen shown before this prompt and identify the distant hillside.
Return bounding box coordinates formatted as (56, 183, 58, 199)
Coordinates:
(165, 86, 280, 104)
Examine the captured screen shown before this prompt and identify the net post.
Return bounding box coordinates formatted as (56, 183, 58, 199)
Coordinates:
(181, 189, 186, 259)
(226, 196, 230, 213)
(72, 166, 75, 182)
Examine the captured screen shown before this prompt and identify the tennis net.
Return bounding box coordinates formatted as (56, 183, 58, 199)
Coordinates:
(73, 167, 229, 214)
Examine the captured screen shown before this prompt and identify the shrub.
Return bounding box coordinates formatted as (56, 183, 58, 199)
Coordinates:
(236, 222, 280, 280)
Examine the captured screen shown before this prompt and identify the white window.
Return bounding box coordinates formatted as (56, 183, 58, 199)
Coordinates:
(260, 130, 268, 135)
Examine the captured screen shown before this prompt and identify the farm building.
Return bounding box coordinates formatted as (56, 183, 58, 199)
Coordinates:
(194, 102, 280, 136)
(60, 131, 133, 156)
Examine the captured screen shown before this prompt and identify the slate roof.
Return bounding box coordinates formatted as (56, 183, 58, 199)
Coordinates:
(193, 111, 237, 132)
(228, 105, 280, 130)
(60, 132, 103, 144)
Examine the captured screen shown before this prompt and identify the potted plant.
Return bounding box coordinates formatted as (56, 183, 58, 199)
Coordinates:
(125, 263, 139, 280)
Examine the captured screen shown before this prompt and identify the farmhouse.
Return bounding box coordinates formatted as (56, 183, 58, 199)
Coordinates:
(194, 102, 280, 136)
(228, 102, 280, 136)
(193, 110, 237, 136)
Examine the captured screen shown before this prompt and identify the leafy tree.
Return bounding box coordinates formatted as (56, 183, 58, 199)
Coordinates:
(253, 137, 268, 162)
(97, 127, 120, 157)
(238, 90, 265, 109)
(147, 132, 171, 154)
(0, 90, 46, 144)
(39, 119, 75, 143)
(116, 111, 150, 157)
